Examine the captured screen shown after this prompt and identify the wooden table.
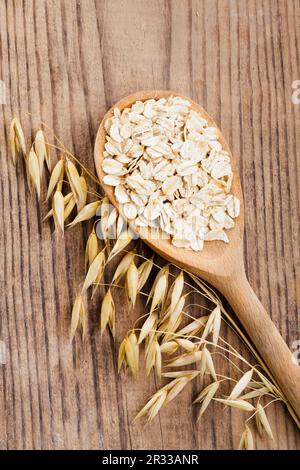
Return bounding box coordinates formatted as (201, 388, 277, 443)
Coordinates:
(0, 0, 299, 450)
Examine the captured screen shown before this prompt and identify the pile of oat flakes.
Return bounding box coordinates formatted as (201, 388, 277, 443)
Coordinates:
(102, 96, 240, 251)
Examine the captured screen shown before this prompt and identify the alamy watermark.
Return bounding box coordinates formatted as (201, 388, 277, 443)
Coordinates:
(291, 340, 300, 365)
(0, 340, 6, 365)
(291, 80, 300, 105)
(0, 80, 6, 104)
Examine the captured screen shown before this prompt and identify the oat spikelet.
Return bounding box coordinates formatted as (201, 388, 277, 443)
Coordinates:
(162, 296, 185, 337)
(165, 377, 189, 405)
(43, 131, 52, 171)
(193, 381, 220, 404)
(145, 340, 155, 376)
(239, 425, 254, 450)
(145, 335, 158, 376)
(202, 305, 220, 341)
(112, 251, 135, 284)
(138, 313, 158, 344)
(70, 294, 86, 341)
(215, 399, 255, 412)
(82, 249, 105, 292)
(70, 294, 82, 341)
(101, 214, 110, 252)
(168, 314, 182, 338)
(14, 118, 26, 156)
(46, 158, 64, 201)
(78, 175, 88, 211)
(34, 130, 48, 176)
(10, 117, 26, 164)
(176, 316, 208, 338)
(108, 304, 116, 338)
(203, 347, 217, 381)
(52, 190, 65, 233)
(107, 207, 118, 230)
(108, 229, 133, 260)
(148, 266, 166, 300)
(240, 387, 269, 400)
(125, 261, 139, 307)
(125, 332, 139, 378)
(228, 369, 253, 400)
(148, 391, 167, 421)
(99, 197, 109, 238)
(135, 390, 167, 422)
(165, 271, 184, 316)
(144, 329, 156, 357)
(137, 258, 153, 291)
(116, 214, 125, 237)
(194, 381, 220, 421)
(256, 404, 274, 439)
(64, 192, 74, 204)
(100, 289, 115, 336)
(149, 266, 168, 314)
(9, 120, 18, 165)
(85, 229, 99, 269)
(176, 338, 196, 353)
(212, 304, 221, 345)
(154, 341, 162, 378)
(70, 175, 88, 212)
(68, 201, 101, 227)
(134, 392, 161, 421)
(64, 196, 76, 221)
(160, 341, 178, 355)
(92, 249, 106, 298)
(43, 192, 73, 221)
(118, 337, 127, 372)
(162, 370, 195, 379)
(167, 350, 202, 368)
(80, 298, 88, 339)
(28, 147, 41, 198)
(66, 159, 84, 210)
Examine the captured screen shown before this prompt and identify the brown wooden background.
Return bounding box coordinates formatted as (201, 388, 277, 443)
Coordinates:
(0, 0, 299, 450)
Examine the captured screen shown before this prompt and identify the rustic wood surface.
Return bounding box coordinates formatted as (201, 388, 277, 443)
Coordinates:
(0, 0, 299, 450)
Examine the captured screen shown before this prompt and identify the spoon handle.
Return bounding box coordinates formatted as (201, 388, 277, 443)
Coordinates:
(222, 272, 300, 421)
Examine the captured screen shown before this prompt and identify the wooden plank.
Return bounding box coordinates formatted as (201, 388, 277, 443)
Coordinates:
(0, 0, 299, 449)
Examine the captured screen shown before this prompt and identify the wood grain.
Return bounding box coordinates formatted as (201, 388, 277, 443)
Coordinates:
(0, 0, 299, 449)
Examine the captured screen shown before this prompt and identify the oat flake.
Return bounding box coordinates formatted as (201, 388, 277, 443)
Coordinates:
(102, 96, 240, 251)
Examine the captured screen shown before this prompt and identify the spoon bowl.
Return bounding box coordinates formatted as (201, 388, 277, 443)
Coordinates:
(95, 91, 244, 284)
(95, 90, 300, 421)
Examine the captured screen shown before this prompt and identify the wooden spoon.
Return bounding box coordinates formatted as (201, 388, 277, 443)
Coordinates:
(95, 90, 300, 421)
